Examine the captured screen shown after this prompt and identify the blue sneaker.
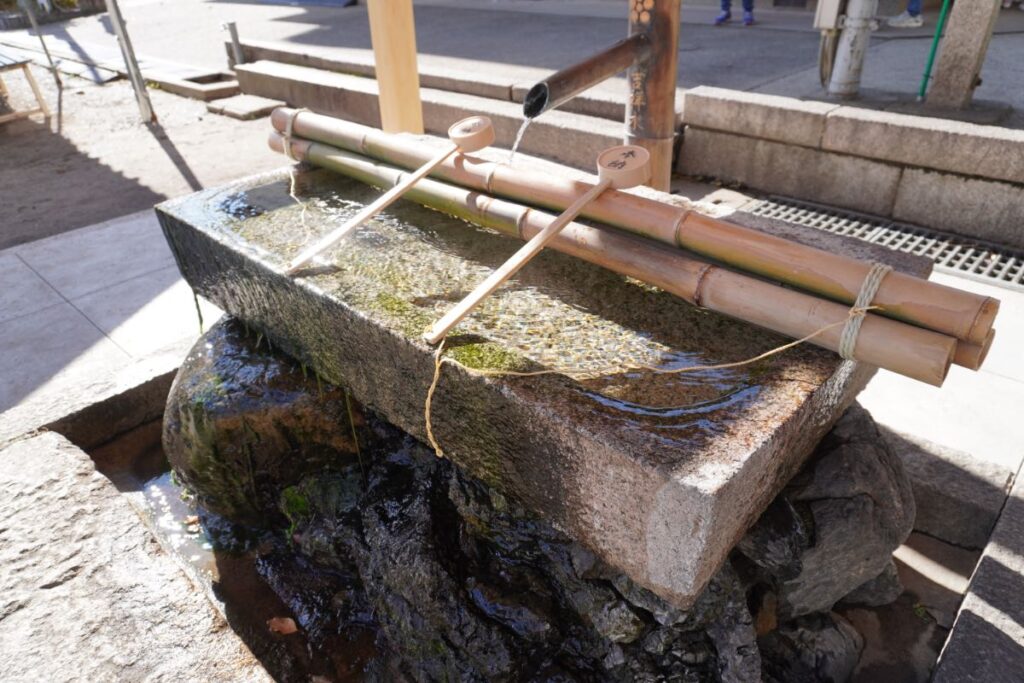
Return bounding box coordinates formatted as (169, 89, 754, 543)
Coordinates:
(714, 10, 731, 24)
(743, 10, 755, 25)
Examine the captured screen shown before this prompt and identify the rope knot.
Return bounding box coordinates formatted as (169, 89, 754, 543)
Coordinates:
(838, 262, 892, 360)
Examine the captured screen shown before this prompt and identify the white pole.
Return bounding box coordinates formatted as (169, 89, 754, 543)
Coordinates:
(827, 0, 878, 98)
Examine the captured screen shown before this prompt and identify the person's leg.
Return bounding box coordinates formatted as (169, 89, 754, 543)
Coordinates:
(742, 0, 753, 11)
(906, 0, 922, 16)
(715, 0, 731, 24)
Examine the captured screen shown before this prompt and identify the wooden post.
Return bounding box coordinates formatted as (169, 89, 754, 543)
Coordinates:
(626, 0, 680, 192)
(21, 64, 49, 117)
(365, 0, 424, 134)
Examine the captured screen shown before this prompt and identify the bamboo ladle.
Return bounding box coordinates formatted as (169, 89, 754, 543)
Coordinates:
(423, 145, 651, 344)
(285, 115, 495, 274)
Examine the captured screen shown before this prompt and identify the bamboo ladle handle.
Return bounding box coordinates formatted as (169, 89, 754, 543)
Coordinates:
(423, 145, 650, 345)
(286, 116, 495, 275)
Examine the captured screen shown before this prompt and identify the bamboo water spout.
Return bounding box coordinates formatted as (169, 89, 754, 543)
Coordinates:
(268, 109, 999, 348)
(520, 0, 680, 191)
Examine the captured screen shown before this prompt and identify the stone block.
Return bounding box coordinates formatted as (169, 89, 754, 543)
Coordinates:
(927, 0, 1001, 110)
(823, 106, 1024, 184)
(880, 426, 1013, 549)
(678, 127, 902, 217)
(0, 432, 271, 681)
(156, 167, 908, 608)
(207, 93, 285, 120)
(892, 169, 1024, 249)
(932, 464, 1024, 682)
(234, 61, 621, 171)
(681, 86, 837, 149)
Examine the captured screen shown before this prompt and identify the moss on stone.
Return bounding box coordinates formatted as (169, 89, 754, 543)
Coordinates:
(280, 485, 311, 522)
(446, 342, 528, 373)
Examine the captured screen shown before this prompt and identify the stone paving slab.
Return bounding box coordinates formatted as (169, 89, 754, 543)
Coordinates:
(882, 427, 1015, 550)
(206, 93, 285, 120)
(0, 211, 221, 442)
(0, 432, 271, 682)
(933, 462, 1024, 682)
(156, 165, 928, 608)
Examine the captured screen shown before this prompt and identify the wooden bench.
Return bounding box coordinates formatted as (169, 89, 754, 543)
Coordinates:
(0, 49, 49, 126)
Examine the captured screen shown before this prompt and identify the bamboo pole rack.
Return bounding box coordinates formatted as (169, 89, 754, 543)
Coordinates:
(270, 109, 999, 348)
(270, 131, 959, 387)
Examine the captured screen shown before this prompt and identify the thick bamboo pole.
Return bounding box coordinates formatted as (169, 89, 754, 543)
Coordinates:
(953, 329, 995, 371)
(269, 109, 998, 346)
(366, 0, 423, 134)
(269, 132, 957, 386)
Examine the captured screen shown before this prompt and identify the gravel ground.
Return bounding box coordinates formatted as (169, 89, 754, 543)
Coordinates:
(0, 64, 283, 249)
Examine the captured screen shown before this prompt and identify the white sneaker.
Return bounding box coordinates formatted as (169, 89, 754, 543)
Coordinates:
(887, 11, 924, 27)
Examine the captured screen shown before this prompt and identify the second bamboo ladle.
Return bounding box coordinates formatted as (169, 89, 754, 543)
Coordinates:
(423, 145, 651, 345)
(286, 115, 496, 275)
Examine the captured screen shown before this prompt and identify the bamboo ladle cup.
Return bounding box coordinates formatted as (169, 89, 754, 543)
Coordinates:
(285, 116, 495, 274)
(423, 145, 650, 344)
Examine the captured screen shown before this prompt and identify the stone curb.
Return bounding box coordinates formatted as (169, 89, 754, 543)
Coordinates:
(0, 432, 272, 682)
(680, 86, 1024, 186)
(932, 462, 1024, 682)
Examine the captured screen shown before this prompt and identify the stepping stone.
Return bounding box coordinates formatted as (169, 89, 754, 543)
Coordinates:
(207, 93, 285, 120)
(156, 165, 928, 608)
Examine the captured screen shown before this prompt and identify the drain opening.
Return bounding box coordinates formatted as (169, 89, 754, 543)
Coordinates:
(746, 197, 1024, 291)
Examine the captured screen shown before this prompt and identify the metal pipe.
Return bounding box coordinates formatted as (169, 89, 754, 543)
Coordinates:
(223, 21, 244, 69)
(104, 0, 154, 122)
(522, 33, 650, 119)
(826, 0, 878, 98)
(17, 0, 62, 90)
(917, 0, 953, 101)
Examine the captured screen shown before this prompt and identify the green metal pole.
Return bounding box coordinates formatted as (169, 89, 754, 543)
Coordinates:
(917, 0, 953, 101)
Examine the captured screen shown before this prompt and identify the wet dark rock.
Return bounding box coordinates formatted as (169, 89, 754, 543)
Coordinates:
(736, 404, 914, 619)
(284, 442, 729, 682)
(162, 318, 363, 525)
(165, 324, 913, 682)
(838, 560, 903, 608)
(759, 613, 864, 683)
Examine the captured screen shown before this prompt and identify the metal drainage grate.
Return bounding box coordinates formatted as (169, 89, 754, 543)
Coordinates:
(746, 197, 1024, 291)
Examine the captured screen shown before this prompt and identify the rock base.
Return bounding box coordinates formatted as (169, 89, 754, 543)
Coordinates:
(163, 318, 917, 682)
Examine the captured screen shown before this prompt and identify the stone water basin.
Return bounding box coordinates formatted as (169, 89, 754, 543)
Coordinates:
(157, 165, 907, 608)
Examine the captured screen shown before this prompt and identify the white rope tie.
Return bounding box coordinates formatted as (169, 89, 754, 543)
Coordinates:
(838, 262, 892, 360)
(282, 107, 310, 161)
(284, 107, 313, 239)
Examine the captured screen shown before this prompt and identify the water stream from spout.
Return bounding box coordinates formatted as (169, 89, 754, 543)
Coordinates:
(507, 117, 533, 165)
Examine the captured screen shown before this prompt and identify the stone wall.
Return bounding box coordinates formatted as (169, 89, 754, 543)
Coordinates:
(678, 86, 1024, 250)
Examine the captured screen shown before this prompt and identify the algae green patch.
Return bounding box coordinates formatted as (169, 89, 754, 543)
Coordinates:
(447, 341, 531, 373)
(371, 291, 434, 338)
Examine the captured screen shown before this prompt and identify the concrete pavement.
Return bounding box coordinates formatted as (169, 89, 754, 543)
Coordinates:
(4, 0, 1022, 125)
(0, 210, 221, 441)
